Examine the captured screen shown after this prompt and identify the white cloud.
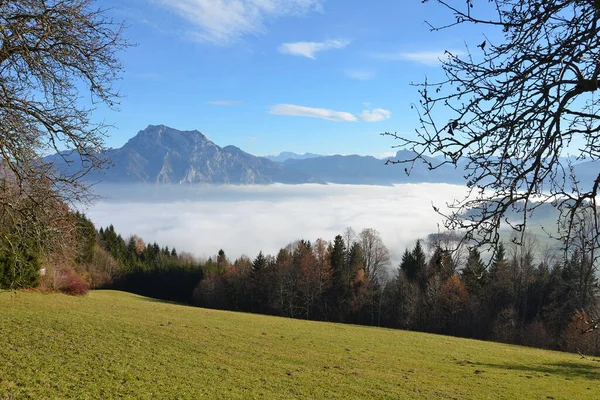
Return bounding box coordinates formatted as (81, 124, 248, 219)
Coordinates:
(269, 104, 358, 122)
(345, 69, 375, 80)
(278, 39, 350, 59)
(376, 151, 398, 159)
(360, 108, 392, 122)
(155, 0, 323, 45)
(373, 50, 464, 66)
(86, 183, 469, 267)
(207, 100, 242, 106)
(247, 136, 258, 142)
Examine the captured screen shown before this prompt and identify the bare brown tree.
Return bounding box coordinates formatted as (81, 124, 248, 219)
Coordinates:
(0, 0, 127, 288)
(385, 0, 600, 257)
(359, 228, 391, 283)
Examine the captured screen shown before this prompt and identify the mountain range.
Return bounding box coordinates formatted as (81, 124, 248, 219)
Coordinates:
(264, 152, 323, 163)
(46, 125, 598, 187)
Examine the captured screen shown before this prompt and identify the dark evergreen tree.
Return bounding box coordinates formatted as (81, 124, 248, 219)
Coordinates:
(399, 249, 416, 280)
(252, 251, 267, 277)
(462, 248, 488, 296)
(400, 241, 427, 286)
(330, 235, 346, 276)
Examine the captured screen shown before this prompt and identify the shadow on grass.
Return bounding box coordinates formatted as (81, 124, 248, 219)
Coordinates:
(95, 289, 191, 306)
(478, 360, 600, 380)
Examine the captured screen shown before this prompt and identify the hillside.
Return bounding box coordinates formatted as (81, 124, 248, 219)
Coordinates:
(46, 125, 599, 187)
(283, 150, 465, 185)
(45, 125, 466, 185)
(1, 291, 598, 399)
(47, 125, 319, 185)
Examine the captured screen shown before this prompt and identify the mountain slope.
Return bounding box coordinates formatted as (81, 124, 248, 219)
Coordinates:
(48, 125, 318, 184)
(283, 150, 466, 185)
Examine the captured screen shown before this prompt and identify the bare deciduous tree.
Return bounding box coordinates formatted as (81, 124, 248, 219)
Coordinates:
(385, 0, 600, 257)
(0, 0, 128, 287)
(359, 228, 390, 283)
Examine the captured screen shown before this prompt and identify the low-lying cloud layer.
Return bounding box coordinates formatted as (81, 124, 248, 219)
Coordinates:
(85, 183, 468, 266)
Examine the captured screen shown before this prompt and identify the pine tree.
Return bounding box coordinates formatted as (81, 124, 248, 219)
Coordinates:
(462, 248, 488, 296)
(412, 240, 428, 289)
(330, 235, 346, 275)
(251, 251, 267, 277)
(399, 248, 417, 281)
(250, 251, 268, 312)
(489, 242, 507, 281)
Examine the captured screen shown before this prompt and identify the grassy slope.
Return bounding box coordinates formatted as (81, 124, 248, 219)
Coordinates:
(1, 291, 598, 399)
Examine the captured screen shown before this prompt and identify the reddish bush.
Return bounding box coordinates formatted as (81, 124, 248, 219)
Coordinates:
(59, 270, 89, 296)
(563, 310, 599, 355)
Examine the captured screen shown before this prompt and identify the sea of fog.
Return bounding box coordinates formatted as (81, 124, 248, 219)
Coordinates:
(84, 183, 469, 266)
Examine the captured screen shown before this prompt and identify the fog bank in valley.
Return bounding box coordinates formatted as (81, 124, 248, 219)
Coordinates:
(85, 183, 469, 266)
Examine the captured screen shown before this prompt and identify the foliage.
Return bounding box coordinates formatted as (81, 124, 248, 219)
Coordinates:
(57, 269, 89, 296)
(0, 233, 41, 290)
(563, 310, 599, 355)
(98, 225, 204, 303)
(0, 0, 128, 289)
(186, 227, 598, 355)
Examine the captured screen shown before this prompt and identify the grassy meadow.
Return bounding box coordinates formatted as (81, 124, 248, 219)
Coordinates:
(1, 290, 598, 399)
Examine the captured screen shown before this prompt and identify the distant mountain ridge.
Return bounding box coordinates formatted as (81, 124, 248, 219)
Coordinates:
(46, 125, 600, 187)
(282, 150, 466, 185)
(46, 125, 319, 184)
(47, 124, 597, 187)
(265, 152, 323, 163)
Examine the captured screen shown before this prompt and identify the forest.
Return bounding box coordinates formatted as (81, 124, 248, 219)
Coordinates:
(5, 206, 595, 357)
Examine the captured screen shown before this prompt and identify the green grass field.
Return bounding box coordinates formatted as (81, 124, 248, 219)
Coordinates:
(1, 291, 598, 399)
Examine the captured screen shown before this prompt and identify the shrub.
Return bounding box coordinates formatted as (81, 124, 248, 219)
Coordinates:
(58, 269, 89, 296)
(563, 310, 598, 356)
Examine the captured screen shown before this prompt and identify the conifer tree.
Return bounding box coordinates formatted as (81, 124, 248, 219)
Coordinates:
(399, 249, 417, 281)
(252, 251, 267, 277)
(462, 248, 488, 296)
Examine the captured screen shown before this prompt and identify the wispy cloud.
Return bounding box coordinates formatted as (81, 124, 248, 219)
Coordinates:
(269, 104, 358, 122)
(360, 108, 392, 122)
(207, 100, 242, 106)
(344, 68, 376, 80)
(278, 39, 350, 59)
(154, 0, 323, 45)
(247, 136, 259, 142)
(373, 50, 464, 66)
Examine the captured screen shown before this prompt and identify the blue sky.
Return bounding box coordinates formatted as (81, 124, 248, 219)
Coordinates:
(100, 0, 484, 157)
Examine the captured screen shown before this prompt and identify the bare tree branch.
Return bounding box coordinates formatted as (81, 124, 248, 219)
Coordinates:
(385, 0, 600, 265)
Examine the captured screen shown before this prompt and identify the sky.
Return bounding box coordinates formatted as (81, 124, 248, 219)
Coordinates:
(98, 0, 488, 157)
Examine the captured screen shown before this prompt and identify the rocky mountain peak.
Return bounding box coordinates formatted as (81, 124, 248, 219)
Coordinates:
(121, 125, 217, 160)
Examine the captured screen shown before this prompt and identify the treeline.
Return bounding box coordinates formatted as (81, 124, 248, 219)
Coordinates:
(0, 209, 204, 302)
(97, 225, 203, 303)
(2, 207, 599, 356)
(192, 229, 600, 356)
